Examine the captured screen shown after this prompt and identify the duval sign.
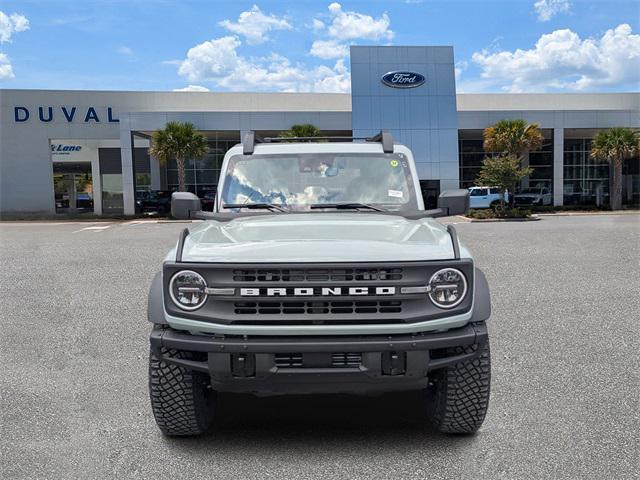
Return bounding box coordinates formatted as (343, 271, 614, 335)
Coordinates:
(381, 71, 426, 88)
(14, 106, 119, 123)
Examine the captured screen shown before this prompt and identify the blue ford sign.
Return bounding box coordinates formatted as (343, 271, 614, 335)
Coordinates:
(381, 71, 425, 88)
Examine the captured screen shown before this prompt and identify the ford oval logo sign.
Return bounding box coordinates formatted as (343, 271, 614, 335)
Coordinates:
(381, 71, 425, 88)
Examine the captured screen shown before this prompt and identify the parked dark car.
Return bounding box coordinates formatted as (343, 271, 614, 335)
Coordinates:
(199, 189, 217, 211)
(55, 192, 93, 211)
(136, 190, 172, 215)
(76, 192, 94, 209)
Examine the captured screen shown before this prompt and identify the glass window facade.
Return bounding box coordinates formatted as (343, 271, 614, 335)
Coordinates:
(165, 134, 239, 196)
(458, 138, 489, 190)
(133, 147, 151, 192)
(459, 131, 553, 192)
(563, 138, 610, 206)
(99, 148, 124, 214)
(622, 155, 640, 207)
(528, 137, 553, 190)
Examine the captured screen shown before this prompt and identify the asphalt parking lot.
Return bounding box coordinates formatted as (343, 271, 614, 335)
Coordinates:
(1, 214, 638, 479)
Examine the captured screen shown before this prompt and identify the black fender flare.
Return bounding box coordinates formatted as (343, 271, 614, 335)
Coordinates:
(148, 272, 168, 325)
(471, 267, 491, 323)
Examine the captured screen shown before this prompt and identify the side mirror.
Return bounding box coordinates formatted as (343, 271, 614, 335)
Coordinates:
(171, 192, 202, 220)
(438, 189, 470, 216)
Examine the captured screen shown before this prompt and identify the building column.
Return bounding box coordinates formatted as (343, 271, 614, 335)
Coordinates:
(91, 149, 103, 215)
(119, 116, 136, 215)
(553, 128, 564, 206)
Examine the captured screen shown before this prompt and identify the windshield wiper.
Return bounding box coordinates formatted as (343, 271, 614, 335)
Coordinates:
(222, 203, 288, 212)
(309, 203, 385, 212)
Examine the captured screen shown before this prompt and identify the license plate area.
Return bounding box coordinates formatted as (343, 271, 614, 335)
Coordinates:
(274, 352, 363, 369)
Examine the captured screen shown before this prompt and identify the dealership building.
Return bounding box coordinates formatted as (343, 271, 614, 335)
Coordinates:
(1, 45, 638, 216)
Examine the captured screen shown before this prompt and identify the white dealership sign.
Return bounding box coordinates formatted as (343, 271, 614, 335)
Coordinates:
(50, 140, 98, 163)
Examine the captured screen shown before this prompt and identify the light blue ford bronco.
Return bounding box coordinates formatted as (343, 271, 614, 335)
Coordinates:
(148, 131, 491, 436)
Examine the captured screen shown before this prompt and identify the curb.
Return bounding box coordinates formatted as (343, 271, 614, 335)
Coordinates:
(463, 216, 540, 223)
(535, 211, 640, 217)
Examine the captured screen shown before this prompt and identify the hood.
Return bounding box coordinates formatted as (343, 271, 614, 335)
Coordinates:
(176, 213, 459, 263)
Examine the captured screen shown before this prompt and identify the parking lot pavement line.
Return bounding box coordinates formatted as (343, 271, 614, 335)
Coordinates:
(0, 221, 103, 226)
(123, 220, 157, 226)
(72, 224, 112, 233)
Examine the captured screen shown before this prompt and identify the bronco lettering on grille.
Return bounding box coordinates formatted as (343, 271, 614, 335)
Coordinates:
(239, 287, 396, 297)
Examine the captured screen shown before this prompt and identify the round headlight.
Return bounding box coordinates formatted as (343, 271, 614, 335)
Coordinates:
(169, 270, 208, 311)
(428, 268, 467, 309)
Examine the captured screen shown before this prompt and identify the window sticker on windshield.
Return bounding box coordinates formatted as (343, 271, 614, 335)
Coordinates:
(388, 189, 403, 198)
(389, 159, 399, 167)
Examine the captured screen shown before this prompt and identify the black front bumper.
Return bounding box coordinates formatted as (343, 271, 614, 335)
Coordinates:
(150, 322, 488, 395)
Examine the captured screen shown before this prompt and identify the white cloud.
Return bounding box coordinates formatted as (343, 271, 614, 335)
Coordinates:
(173, 85, 210, 92)
(311, 58, 350, 93)
(0, 53, 14, 79)
(0, 11, 29, 43)
(177, 35, 350, 93)
(471, 24, 640, 92)
(533, 0, 570, 22)
(219, 5, 291, 45)
(324, 2, 393, 41)
(117, 46, 134, 56)
(308, 3, 394, 60)
(178, 36, 242, 82)
(454, 60, 468, 80)
(310, 39, 349, 60)
(178, 4, 397, 92)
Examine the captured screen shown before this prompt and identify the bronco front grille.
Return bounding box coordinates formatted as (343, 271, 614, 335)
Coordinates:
(232, 268, 403, 282)
(233, 300, 402, 315)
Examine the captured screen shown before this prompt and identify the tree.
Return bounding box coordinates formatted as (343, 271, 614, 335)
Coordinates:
(281, 124, 321, 140)
(483, 119, 544, 206)
(590, 127, 640, 210)
(148, 122, 208, 192)
(476, 155, 533, 209)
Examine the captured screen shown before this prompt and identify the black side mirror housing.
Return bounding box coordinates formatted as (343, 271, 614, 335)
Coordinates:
(171, 192, 202, 220)
(438, 189, 470, 216)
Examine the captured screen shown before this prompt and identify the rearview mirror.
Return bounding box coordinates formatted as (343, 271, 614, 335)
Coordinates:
(438, 189, 470, 216)
(171, 192, 202, 220)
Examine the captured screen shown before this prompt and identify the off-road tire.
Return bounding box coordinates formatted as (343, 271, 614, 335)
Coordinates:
(149, 347, 213, 436)
(427, 338, 491, 434)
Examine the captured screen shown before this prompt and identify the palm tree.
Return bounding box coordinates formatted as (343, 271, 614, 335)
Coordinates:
(281, 124, 321, 140)
(483, 119, 544, 206)
(148, 122, 208, 192)
(590, 127, 640, 210)
(484, 119, 544, 160)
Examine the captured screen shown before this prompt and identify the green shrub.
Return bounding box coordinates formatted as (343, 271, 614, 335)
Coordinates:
(467, 208, 531, 219)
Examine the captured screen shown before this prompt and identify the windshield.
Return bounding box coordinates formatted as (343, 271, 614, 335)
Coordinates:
(518, 188, 540, 194)
(219, 153, 418, 211)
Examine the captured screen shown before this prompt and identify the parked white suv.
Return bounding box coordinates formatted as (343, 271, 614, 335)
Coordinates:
(468, 187, 507, 209)
(514, 187, 552, 206)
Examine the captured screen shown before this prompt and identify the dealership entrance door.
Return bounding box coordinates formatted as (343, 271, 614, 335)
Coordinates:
(53, 162, 94, 213)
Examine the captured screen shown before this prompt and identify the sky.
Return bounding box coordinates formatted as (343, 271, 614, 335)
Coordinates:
(0, 0, 638, 93)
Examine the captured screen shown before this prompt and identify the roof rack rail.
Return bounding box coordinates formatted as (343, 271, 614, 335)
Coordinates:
(241, 130, 394, 155)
